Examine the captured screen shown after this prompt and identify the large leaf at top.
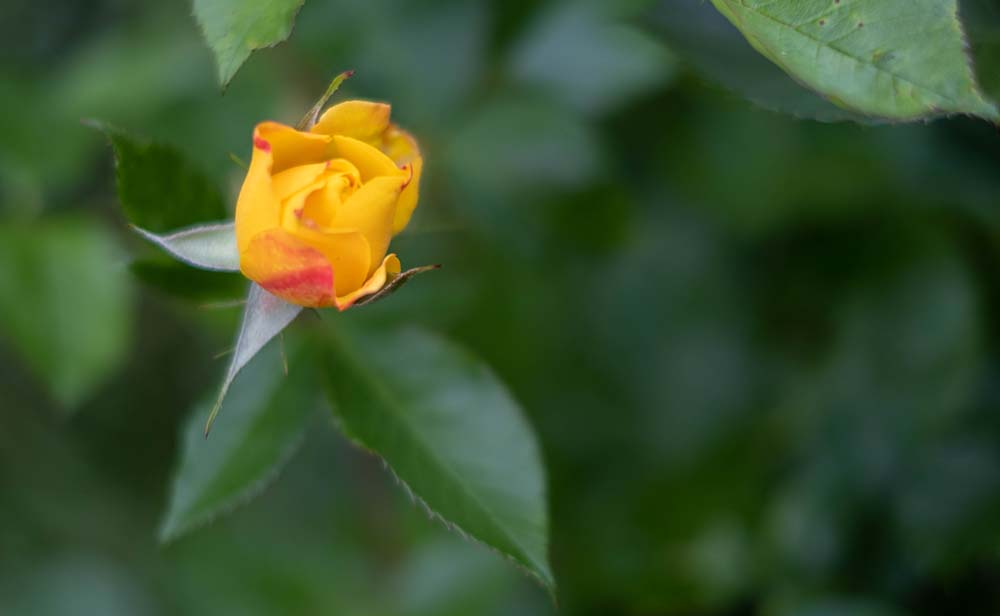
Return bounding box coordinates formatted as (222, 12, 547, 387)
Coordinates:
(321, 326, 553, 590)
(193, 0, 305, 87)
(708, 0, 998, 121)
(160, 342, 317, 542)
(649, 0, 868, 122)
(0, 219, 130, 408)
(90, 121, 227, 232)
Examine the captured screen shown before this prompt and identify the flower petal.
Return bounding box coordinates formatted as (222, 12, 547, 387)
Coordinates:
(381, 124, 421, 166)
(334, 254, 402, 310)
(257, 121, 332, 173)
(285, 225, 372, 297)
(235, 129, 281, 253)
(270, 162, 329, 201)
(311, 100, 392, 142)
(334, 175, 407, 273)
(393, 157, 422, 234)
(331, 135, 404, 181)
(380, 126, 423, 234)
(241, 228, 335, 307)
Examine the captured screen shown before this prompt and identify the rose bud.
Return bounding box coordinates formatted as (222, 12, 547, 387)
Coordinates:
(234, 100, 422, 309)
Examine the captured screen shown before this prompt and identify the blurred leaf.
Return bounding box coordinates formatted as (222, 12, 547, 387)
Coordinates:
(390, 537, 534, 616)
(322, 326, 553, 590)
(0, 554, 153, 616)
(0, 219, 130, 408)
(294, 0, 489, 131)
(160, 342, 316, 542)
(206, 284, 302, 435)
(193, 0, 305, 87)
(89, 121, 226, 233)
(448, 98, 602, 190)
(649, 0, 867, 122)
(445, 97, 603, 256)
(707, 0, 998, 120)
(510, 1, 677, 115)
(769, 596, 903, 616)
(132, 222, 239, 272)
(129, 259, 246, 303)
(823, 243, 982, 431)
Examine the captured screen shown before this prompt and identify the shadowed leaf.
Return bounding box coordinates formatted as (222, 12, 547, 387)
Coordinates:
(160, 342, 317, 542)
(88, 120, 227, 232)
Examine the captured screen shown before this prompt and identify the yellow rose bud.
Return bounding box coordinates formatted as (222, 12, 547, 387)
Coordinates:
(234, 100, 423, 309)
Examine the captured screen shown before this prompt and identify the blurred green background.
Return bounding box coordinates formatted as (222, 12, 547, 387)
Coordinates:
(3, 0, 1000, 614)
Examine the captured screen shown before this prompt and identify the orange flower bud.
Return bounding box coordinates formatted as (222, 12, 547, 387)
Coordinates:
(234, 101, 422, 309)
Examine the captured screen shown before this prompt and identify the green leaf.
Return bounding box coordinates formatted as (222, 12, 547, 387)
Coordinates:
(205, 284, 302, 435)
(707, 0, 998, 121)
(649, 0, 869, 122)
(160, 342, 317, 542)
(89, 121, 227, 233)
(0, 219, 131, 408)
(132, 222, 239, 272)
(193, 0, 306, 87)
(321, 326, 553, 590)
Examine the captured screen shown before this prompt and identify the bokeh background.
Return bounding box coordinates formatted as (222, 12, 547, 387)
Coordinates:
(3, 0, 1000, 614)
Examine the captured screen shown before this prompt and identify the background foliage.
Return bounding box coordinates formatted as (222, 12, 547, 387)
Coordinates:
(3, 0, 1000, 614)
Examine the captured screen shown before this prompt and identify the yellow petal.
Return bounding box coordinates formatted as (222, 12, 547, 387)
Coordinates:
(393, 156, 422, 234)
(333, 175, 406, 273)
(311, 100, 391, 142)
(240, 228, 335, 307)
(256, 121, 332, 173)
(271, 162, 329, 201)
(331, 135, 404, 181)
(379, 125, 423, 234)
(381, 124, 421, 166)
(235, 126, 282, 253)
(279, 179, 328, 231)
(334, 254, 402, 310)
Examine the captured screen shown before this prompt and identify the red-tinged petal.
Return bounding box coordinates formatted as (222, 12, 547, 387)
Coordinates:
(284, 225, 372, 297)
(241, 228, 335, 308)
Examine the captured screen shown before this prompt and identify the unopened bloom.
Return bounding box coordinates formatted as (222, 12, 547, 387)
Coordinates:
(234, 100, 422, 309)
